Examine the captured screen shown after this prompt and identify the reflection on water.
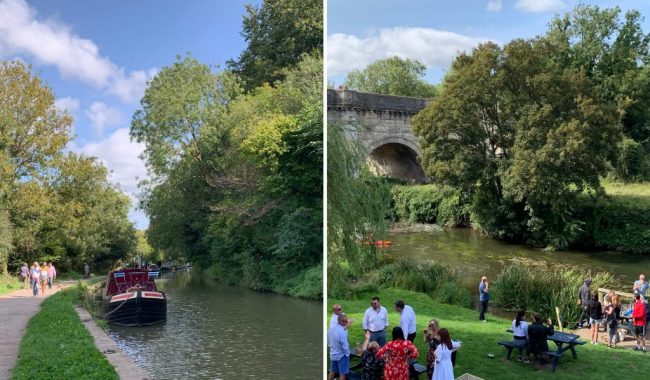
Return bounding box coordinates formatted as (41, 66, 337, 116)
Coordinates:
(388, 227, 650, 290)
(106, 271, 322, 379)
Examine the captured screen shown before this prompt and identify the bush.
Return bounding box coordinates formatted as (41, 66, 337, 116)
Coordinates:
(611, 138, 650, 182)
(492, 263, 616, 325)
(391, 184, 467, 226)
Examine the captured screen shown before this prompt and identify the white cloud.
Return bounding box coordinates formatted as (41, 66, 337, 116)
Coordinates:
(110, 68, 158, 104)
(515, 0, 567, 13)
(85, 101, 124, 136)
(0, 0, 155, 103)
(327, 27, 490, 77)
(486, 0, 502, 12)
(54, 96, 80, 114)
(72, 128, 147, 201)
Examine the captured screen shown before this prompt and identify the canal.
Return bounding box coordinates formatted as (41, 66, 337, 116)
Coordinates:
(106, 270, 322, 379)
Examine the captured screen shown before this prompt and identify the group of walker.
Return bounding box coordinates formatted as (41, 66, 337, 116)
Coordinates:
(328, 297, 461, 380)
(577, 274, 649, 351)
(18, 262, 56, 296)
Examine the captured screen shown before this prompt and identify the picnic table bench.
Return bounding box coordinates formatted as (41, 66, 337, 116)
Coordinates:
(499, 330, 585, 372)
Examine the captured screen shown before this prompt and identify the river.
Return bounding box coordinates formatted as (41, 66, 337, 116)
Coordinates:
(386, 227, 650, 292)
(105, 270, 322, 379)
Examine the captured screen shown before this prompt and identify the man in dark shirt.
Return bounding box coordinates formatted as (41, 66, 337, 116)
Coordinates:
(528, 313, 555, 363)
(577, 278, 592, 328)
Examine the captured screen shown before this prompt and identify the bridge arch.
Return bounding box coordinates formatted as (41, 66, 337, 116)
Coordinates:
(328, 89, 429, 183)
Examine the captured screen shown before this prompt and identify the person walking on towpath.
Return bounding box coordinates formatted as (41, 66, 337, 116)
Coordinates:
(39, 262, 48, 295)
(84, 263, 90, 279)
(19, 263, 29, 289)
(47, 262, 56, 289)
(479, 276, 489, 322)
(29, 263, 40, 296)
(394, 300, 416, 342)
(363, 296, 388, 347)
(328, 314, 351, 380)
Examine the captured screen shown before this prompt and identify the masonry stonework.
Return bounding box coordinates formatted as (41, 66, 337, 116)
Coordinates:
(327, 88, 429, 183)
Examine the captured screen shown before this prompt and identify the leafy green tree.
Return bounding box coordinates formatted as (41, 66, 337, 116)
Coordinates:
(227, 0, 323, 91)
(547, 5, 650, 179)
(344, 56, 438, 98)
(413, 39, 621, 249)
(0, 209, 12, 274)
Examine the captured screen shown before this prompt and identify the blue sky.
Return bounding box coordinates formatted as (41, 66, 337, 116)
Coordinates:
(327, 0, 650, 85)
(0, 0, 260, 229)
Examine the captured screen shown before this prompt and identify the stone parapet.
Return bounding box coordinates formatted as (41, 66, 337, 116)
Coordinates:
(327, 88, 429, 114)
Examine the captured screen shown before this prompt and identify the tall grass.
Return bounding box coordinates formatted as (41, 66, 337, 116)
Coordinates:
(330, 259, 472, 308)
(0, 272, 20, 295)
(492, 263, 616, 325)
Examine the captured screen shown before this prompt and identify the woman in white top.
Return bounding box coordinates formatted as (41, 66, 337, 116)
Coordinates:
(433, 328, 461, 380)
(512, 309, 531, 363)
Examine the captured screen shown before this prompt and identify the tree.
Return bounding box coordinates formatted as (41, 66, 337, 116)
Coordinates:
(413, 39, 621, 249)
(227, 0, 323, 91)
(546, 5, 650, 179)
(344, 56, 438, 98)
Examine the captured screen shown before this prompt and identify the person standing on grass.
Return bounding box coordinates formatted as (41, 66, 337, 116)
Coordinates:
(478, 276, 489, 322)
(394, 300, 416, 342)
(330, 304, 343, 329)
(30, 262, 40, 296)
(632, 294, 647, 352)
(363, 296, 389, 347)
(19, 263, 29, 289)
(376, 326, 418, 380)
(577, 278, 592, 328)
(588, 293, 602, 344)
(47, 262, 56, 288)
(512, 309, 531, 363)
(634, 274, 649, 300)
(432, 328, 461, 380)
(605, 305, 618, 348)
(328, 314, 351, 380)
(424, 319, 441, 378)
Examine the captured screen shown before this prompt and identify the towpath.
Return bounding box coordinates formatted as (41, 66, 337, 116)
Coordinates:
(0, 282, 70, 379)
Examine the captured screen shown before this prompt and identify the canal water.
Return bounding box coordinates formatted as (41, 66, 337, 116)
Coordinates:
(387, 227, 650, 291)
(106, 271, 322, 379)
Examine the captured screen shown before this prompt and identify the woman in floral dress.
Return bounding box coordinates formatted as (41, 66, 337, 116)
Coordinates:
(376, 326, 419, 380)
(423, 319, 441, 378)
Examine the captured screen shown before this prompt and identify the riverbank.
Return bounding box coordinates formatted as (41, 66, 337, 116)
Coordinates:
(329, 287, 650, 379)
(391, 181, 650, 254)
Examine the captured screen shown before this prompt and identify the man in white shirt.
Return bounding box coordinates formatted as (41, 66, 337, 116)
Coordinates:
(330, 304, 343, 329)
(362, 296, 388, 346)
(395, 300, 416, 342)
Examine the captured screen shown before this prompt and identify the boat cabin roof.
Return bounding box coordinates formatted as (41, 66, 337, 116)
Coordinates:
(105, 268, 159, 296)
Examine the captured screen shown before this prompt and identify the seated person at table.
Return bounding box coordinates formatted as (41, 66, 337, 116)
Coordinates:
(512, 309, 531, 363)
(353, 330, 384, 380)
(527, 313, 555, 363)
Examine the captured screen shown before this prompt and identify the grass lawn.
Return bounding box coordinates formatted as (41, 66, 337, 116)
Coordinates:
(0, 274, 21, 296)
(11, 284, 118, 380)
(601, 180, 650, 209)
(330, 288, 650, 380)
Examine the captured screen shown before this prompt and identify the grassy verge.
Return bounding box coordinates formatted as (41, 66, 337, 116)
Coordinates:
(11, 284, 118, 380)
(0, 273, 21, 296)
(330, 287, 650, 379)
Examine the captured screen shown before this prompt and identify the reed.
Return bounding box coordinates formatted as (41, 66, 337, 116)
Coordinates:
(492, 263, 616, 325)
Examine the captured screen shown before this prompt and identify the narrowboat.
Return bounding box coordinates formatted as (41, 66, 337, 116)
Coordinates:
(102, 268, 167, 326)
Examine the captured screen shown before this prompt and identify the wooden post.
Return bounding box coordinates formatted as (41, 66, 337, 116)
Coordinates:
(555, 307, 563, 332)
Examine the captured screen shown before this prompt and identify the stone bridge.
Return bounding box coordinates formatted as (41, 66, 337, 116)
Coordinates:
(327, 88, 429, 183)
